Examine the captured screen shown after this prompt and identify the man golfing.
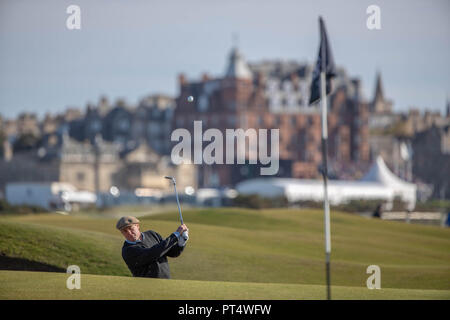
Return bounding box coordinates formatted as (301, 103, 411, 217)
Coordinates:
(117, 216, 188, 278)
(117, 176, 189, 279)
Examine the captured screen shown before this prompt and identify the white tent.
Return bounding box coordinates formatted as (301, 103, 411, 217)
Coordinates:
(360, 156, 416, 210)
(235, 156, 416, 209)
(236, 178, 394, 205)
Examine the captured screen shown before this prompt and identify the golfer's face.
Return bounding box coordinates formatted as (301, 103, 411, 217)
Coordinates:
(121, 224, 141, 242)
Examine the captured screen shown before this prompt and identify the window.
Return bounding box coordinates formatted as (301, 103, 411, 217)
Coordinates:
(90, 120, 101, 132)
(228, 116, 236, 126)
(148, 123, 161, 135)
(273, 115, 281, 127)
(291, 117, 297, 127)
(152, 109, 161, 118)
(283, 81, 292, 92)
(138, 108, 147, 117)
(118, 118, 130, 131)
(198, 95, 208, 111)
(77, 172, 85, 182)
(258, 116, 263, 126)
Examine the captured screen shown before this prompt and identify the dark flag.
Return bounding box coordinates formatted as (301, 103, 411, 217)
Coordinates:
(309, 16, 337, 105)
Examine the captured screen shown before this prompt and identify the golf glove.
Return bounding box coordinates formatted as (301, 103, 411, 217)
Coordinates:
(178, 230, 189, 247)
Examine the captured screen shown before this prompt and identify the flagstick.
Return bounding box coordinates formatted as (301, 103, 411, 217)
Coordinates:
(320, 71, 332, 300)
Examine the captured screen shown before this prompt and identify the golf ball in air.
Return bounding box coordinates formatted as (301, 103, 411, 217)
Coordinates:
(187, 96, 194, 102)
(185, 186, 195, 196)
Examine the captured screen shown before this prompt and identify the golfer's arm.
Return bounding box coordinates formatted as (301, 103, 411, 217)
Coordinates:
(127, 234, 178, 266)
(167, 241, 185, 257)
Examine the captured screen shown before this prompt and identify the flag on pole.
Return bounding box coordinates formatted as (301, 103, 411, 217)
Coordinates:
(308, 16, 336, 300)
(309, 16, 337, 105)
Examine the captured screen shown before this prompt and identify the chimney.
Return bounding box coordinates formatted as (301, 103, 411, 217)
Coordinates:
(290, 72, 299, 90)
(256, 71, 266, 87)
(3, 139, 12, 162)
(351, 78, 361, 102)
(446, 99, 450, 118)
(178, 73, 187, 86)
(201, 73, 210, 82)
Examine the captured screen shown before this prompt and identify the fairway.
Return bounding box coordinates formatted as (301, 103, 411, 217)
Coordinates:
(1, 207, 449, 299)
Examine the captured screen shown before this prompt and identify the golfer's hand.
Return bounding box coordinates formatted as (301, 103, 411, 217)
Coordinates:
(176, 224, 188, 234)
(177, 224, 189, 246)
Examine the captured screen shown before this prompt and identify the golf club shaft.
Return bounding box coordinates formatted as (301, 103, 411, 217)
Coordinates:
(173, 181, 184, 225)
(165, 176, 185, 226)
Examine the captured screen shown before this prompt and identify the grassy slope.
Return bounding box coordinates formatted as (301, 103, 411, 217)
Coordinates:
(0, 207, 449, 298)
(0, 219, 128, 276)
(1, 271, 449, 300)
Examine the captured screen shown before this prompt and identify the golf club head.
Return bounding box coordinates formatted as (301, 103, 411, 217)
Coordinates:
(164, 176, 176, 184)
(165, 175, 183, 224)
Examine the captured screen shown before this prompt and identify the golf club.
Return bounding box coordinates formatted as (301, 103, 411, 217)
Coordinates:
(165, 176, 188, 241)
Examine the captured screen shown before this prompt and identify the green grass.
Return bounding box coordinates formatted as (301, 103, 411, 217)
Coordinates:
(0, 207, 449, 299)
(1, 271, 449, 300)
(0, 219, 127, 276)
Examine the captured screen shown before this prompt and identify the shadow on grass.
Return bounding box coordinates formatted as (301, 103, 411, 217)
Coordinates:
(0, 254, 65, 273)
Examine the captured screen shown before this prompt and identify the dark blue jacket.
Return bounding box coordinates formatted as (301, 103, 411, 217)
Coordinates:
(122, 230, 184, 278)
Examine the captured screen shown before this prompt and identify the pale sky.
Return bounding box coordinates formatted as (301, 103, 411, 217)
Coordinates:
(0, 0, 449, 119)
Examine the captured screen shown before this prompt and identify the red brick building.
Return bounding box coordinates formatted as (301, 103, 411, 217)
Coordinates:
(173, 47, 370, 187)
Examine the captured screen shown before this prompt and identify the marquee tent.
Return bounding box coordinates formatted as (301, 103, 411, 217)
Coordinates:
(235, 156, 416, 209)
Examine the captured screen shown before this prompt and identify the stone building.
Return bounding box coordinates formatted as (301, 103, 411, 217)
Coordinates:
(16, 113, 41, 137)
(67, 95, 175, 156)
(0, 93, 190, 196)
(369, 96, 450, 182)
(59, 134, 122, 193)
(367, 72, 398, 131)
(0, 129, 197, 196)
(0, 151, 59, 191)
(58, 133, 196, 194)
(114, 142, 196, 191)
(0, 113, 41, 142)
(412, 124, 450, 199)
(399, 109, 448, 136)
(41, 113, 65, 135)
(133, 94, 175, 155)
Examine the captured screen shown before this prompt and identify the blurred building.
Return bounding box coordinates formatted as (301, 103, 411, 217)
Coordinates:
(1, 49, 449, 200)
(368, 72, 395, 129)
(59, 134, 122, 193)
(369, 96, 450, 192)
(67, 95, 175, 156)
(133, 94, 175, 155)
(114, 141, 196, 191)
(412, 124, 450, 199)
(0, 135, 196, 195)
(59, 133, 196, 194)
(16, 113, 40, 137)
(0, 92, 197, 198)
